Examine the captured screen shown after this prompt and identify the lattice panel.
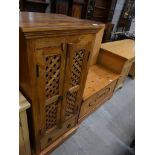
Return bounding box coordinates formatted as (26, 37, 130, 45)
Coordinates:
(71, 50, 84, 86)
(45, 55, 61, 100)
(45, 101, 58, 130)
(65, 50, 84, 119)
(65, 91, 78, 119)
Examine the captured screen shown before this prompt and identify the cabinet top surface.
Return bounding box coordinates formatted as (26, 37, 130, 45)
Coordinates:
(19, 12, 104, 33)
(101, 39, 135, 60)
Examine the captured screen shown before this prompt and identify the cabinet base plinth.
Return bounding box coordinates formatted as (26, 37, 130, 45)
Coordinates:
(39, 125, 79, 155)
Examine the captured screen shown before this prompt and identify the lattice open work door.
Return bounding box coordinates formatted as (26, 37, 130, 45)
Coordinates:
(63, 42, 91, 120)
(36, 45, 66, 135)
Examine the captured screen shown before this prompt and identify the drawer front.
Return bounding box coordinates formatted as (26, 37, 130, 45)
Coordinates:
(79, 80, 117, 120)
(40, 116, 76, 150)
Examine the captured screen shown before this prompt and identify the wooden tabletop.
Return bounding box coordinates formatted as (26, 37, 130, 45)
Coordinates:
(101, 39, 135, 60)
(19, 92, 30, 112)
(20, 12, 104, 33)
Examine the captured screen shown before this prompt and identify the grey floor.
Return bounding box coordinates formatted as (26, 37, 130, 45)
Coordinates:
(51, 77, 135, 155)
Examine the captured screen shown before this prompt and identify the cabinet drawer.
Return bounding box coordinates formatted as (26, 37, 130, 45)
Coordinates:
(79, 80, 117, 120)
(40, 117, 76, 150)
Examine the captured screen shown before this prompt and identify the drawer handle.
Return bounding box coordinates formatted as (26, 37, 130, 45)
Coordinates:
(89, 102, 94, 107)
(67, 124, 71, 128)
(105, 88, 110, 94)
(48, 137, 52, 143)
(96, 88, 111, 100)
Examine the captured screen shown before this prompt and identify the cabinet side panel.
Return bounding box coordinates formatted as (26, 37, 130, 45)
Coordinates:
(89, 27, 105, 66)
(19, 30, 31, 101)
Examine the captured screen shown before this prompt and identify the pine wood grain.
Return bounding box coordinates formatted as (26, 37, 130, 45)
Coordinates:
(99, 40, 135, 90)
(79, 64, 119, 122)
(83, 65, 119, 100)
(100, 39, 135, 60)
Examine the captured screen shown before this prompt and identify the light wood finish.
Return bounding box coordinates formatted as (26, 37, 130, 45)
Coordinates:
(79, 65, 119, 122)
(40, 125, 78, 155)
(19, 12, 104, 155)
(97, 50, 127, 73)
(83, 65, 119, 100)
(100, 39, 135, 60)
(89, 27, 105, 66)
(99, 39, 135, 90)
(129, 62, 135, 79)
(19, 92, 31, 155)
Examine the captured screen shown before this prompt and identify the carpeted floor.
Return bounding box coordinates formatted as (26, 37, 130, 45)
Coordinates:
(51, 77, 135, 155)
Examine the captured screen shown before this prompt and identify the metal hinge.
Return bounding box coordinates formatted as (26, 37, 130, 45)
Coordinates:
(56, 96, 63, 106)
(58, 95, 63, 102)
(36, 65, 39, 77)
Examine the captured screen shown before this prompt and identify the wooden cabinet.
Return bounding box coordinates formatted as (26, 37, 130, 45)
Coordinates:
(99, 39, 135, 90)
(86, 0, 117, 22)
(19, 0, 49, 12)
(71, 0, 85, 18)
(19, 12, 104, 154)
(19, 92, 31, 155)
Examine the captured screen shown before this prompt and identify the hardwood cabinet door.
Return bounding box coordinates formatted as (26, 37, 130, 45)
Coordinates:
(35, 44, 66, 136)
(62, 42, 91, 121)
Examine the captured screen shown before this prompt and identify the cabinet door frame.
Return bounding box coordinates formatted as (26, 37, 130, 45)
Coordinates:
(35, 44, 66, 137)
(61, 41, 91, 123)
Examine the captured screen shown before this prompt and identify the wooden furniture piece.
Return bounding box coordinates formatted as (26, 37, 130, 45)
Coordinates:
(71, 0, 85, 18)
(20, 0, 49, 12)
(19, 12, 105, 155)
(50, 0, 85, 17)
(19, 92, 31, 155)
(86, 0, 117, 22)
(102, 23, 114, 43)
(56, 0, 69, 15)
(99, 39, 135, 90)
(128, 62, 135, 79)
(116, 0, 135, 32)
(79, 64, 119, 122)
(50, 0, 69, 15)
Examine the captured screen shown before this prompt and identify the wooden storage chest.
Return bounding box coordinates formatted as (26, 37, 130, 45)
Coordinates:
(79, 65, 119, 122)
(99, 39, 135, 90)
(19, 12, 104, 155)
(129, 62, 135, 79)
